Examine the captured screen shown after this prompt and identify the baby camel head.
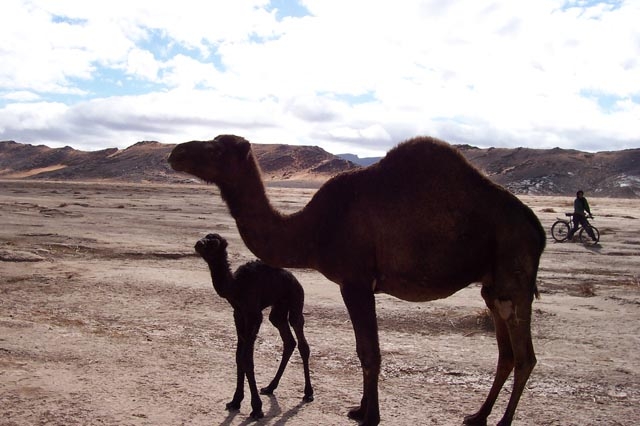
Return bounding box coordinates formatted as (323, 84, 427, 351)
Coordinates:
(194, 233, 229, 261)
(168, 134, 252, 184)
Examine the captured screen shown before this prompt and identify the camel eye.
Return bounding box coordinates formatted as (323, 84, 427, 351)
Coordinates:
(205, 142, 223, 158)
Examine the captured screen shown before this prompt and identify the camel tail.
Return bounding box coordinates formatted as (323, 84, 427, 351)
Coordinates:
(527, 205, 546, 300)
(533, 278, 541, 300)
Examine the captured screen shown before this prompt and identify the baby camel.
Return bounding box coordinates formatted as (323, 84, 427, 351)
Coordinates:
(194, 233, 314, 420)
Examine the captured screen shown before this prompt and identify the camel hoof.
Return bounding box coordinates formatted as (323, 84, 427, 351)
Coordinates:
(349, 408, 380, 426)
(302, 394, 314, 403)
(249, 410, 265, 420)
(226, 401, 241, 411)
(462, 413, 487, 426)
(347, 406, 365, 421)
(260, 386, 274, 395)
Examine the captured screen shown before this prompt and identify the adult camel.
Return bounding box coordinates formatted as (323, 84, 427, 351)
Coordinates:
(168, 134, 546, 426)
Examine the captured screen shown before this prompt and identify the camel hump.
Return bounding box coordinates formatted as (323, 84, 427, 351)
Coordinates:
(383, 136, 467, 163)
(375, 136, 478, 181)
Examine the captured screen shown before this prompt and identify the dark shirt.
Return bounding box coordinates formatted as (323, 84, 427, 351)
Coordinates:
(574, 197, 591, 216)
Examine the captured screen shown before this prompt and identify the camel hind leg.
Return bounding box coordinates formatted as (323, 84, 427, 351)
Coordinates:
(464, 307, 514, 425)
(288, 301, 314, 402)
(466, 275, 537, 426)
(260, 304, 297, 396)
(496, 297, 536, 426)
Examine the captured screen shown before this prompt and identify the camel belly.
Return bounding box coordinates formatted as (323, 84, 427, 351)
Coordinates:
(373, 275, 472, 302)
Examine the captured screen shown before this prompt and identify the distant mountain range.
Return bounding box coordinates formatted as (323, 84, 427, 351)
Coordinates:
(1, 140, 638, 197)
(336, 153, 381, 167)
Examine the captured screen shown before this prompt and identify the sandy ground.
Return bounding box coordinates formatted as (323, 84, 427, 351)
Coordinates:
(1, 179, 639, 426)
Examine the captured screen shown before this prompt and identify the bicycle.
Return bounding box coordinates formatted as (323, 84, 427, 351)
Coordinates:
(551, 213, 600, 245)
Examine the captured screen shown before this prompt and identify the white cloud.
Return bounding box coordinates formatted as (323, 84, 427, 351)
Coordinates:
(0, 0, 638, 156)
(125, 48, 161, 81)
(2, 91, 41, 102)
(160, 55, 223, 89)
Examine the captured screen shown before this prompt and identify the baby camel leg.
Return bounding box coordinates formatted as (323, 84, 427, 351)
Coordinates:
(260, 305, 297, 396)
(227, 310, 246, 411)
(237, 311, 264, 420)
(289, 306, 314, 402)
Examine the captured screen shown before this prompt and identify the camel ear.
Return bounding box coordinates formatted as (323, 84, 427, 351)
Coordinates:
(236, 139, 252, 161)
(212, 135, 252, 161)
(204, 234, 221, 248)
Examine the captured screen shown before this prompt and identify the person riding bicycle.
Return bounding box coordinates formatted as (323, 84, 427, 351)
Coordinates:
(567, 190, 596, 241)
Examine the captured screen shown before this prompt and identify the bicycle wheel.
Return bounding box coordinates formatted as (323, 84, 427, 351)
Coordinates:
(551, 220, 570, 242)
(579, 225, 600, 245)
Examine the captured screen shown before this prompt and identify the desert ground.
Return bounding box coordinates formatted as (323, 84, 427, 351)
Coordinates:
(1, 179, 639, 426)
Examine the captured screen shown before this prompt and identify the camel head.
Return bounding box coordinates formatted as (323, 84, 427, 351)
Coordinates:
(168, 134, 253, 184)
(194, 233, 229, 260)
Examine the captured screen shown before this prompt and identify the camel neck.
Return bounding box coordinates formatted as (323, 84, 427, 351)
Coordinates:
(204, 254, 234, 300)
(217, 166, 315, 269)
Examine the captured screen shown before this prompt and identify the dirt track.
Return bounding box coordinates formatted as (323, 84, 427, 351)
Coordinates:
(1, 180, 639, 425)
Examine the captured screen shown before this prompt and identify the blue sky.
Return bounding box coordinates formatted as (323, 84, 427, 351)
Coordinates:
(0, 0, 638, 156)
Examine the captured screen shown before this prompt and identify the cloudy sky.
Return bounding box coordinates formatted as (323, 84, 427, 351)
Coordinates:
(1, 0, 638, 157)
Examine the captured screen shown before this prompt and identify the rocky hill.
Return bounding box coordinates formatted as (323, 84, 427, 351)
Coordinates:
(0, 140, 357, 185)
(0, 140, 638, 197)
(342, 145, 640, 198)
(455, 145, 639, 198)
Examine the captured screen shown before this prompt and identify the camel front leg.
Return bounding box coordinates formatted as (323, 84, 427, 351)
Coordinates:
(340, 282, 381, 426)
(239, 313, 264, 420)
(227, 310, 245, 411)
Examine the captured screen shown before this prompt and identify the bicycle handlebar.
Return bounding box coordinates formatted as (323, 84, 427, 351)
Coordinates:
(561, 213, 595, 222)
(564, 212, 594, 219)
